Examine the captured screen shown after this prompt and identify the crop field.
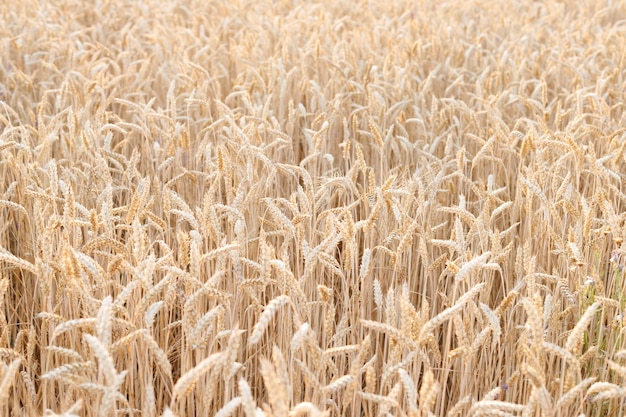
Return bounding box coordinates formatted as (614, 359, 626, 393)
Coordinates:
(1, 0, 626, 416)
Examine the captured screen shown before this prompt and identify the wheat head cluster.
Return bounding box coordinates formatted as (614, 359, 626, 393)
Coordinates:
(0, 0, 625, 416)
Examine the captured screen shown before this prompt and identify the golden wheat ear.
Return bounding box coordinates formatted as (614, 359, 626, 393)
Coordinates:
(5, 0, 626, 415)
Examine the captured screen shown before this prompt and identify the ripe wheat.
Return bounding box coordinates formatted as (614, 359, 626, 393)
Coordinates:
(0, 0, 625, 416)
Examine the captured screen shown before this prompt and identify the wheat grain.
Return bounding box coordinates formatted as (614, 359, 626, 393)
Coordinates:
(566, 302, 600, 354)
(41, 362, 96, 381)
(214, 397, 242, 417)
(139, 330, 173, 382)
(172, 352, 223, 400)
(288, 402, 326, 417)
(249, 295, 292, 347)
(83, 334, 117, 386)
(95, 296, 113, 348)
(0, 251, 37, 274)
(555, 377, 596, 410)
(238, 378, 258, 417)
(260, 355, 289, 416)
(0, 359, 21, 408)
(586, 382, 626, 401)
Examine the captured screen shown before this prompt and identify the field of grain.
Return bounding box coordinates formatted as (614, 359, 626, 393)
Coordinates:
(1, 0, 626, 416)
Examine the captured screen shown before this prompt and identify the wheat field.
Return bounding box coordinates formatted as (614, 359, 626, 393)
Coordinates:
(0, 0, 625, 416)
